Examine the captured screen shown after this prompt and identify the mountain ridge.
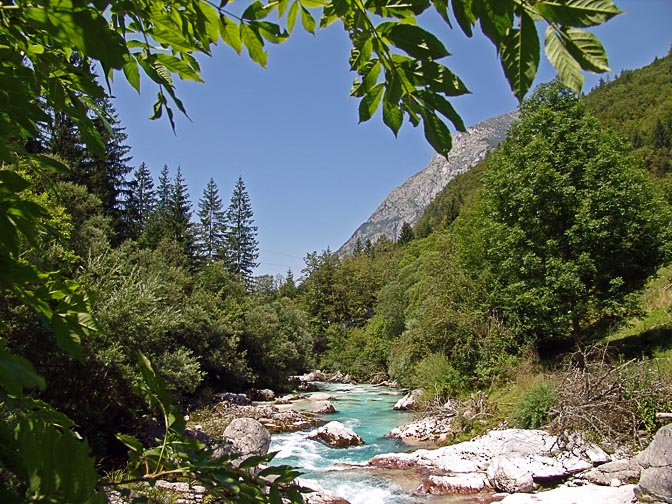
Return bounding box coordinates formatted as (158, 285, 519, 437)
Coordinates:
(337, 110, 519, 255)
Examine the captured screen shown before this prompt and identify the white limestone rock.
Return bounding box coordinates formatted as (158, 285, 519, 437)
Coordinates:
(308, 421, 365, 448)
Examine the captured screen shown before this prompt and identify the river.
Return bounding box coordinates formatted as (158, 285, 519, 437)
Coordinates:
(270, 382, 485, 504)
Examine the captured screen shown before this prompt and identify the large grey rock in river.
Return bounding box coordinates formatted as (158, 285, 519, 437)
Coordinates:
(338, 110, 518, 255)
(636, 423, 672, 503)
(223, 418, 271, 457)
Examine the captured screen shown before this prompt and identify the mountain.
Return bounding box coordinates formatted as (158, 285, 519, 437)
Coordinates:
(338, 110, 519, 255)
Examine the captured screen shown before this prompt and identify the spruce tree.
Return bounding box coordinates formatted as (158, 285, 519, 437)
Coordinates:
(397, 222, 415, 245)
(197, 178, 226, 263)
(166, 166, 195, 258)
(157, 164, 172, 214)
(124, 162, 156, 240)
(224, 176, 259, 284)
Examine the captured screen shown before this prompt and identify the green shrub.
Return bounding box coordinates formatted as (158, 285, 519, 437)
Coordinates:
(513, 380, 557, 429)
(412, 353, 465, 398)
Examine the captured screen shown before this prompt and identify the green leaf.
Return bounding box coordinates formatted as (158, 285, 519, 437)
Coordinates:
(418, 90, 466, 131)
(382, 23, 450, 60)
(116, 433, 145, 453)
(301, 0, 327, 7)
(242, 1, 273, 20)
(0, 347, 46, 395)
(432, 0, 452, 25)
(451, 0, 476, 36)
(269, 486, 283, 504)
(350, 38, 373, 71)
(241, 23, 267, 67)
(545, 26, 583, 93)
(534, 0, 622, 27)
(416, 61, 470, 96)
(221, 16, 243, 54)
(24, 7, 127, 69)
(155, 54, 205, 83)
(320, 5, 339, 28)
(561, 27, 610, 73)
(300, 6, 316, 34)
(477, 0, 514, 48)
(252, 21, 289, 44)
(383, 100, 403, 136)
(358, 83, 384, 122)
(500, 11, 540, 101)
(287, 1, 300, 33)
(122, 55, 141, 93)
(420, 107, 452, 156)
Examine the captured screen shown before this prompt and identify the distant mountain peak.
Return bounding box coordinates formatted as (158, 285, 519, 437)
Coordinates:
(338, 110, 519, 255)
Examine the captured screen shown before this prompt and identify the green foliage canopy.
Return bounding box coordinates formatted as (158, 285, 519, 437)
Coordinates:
(1, 0, 621, 160)
(467, 81, 669, 345)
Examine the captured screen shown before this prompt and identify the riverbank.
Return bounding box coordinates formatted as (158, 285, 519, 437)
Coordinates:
(179, 374, 672, 504)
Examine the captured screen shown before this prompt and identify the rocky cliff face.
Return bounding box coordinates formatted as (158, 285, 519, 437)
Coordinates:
(338, 110, 519, 255)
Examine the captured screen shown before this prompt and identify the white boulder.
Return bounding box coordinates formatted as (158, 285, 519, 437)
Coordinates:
(309, 421, 365, 448)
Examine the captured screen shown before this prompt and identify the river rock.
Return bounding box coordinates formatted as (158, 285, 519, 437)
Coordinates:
(223, 418, 271, 457)
(309, 392, 337, 401)
(388, 414, 455, 444)
(309, 421, 365, 448)
(636, 423, 672, 503)
(298, 479, 351, 504)
(487, 457, 536, 493)
(579, 458, 641, 487)
(371, 429, 561, 472)
(299, 370, 328, 382)
(313, 401, 337, 414)
(250, 388, 275, 402)
(206, 402, 319, 434)
(393, 388, 425, 410)
(327, 371, 353, 383)
(498, 484, 637, 504)
(212, 392, 251, 405)
(417, 474, 487, 495)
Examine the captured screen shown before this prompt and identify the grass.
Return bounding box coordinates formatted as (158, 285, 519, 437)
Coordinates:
(607, 264, 672, 359)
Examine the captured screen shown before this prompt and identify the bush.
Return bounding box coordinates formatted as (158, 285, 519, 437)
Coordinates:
(412, 353, 465, 398)
(513, 380, 557, 429)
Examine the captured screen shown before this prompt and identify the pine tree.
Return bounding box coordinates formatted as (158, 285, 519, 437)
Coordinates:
(80, 95, 133, 240)
(157, 164, 172, 214)
(397, 222, 415, 245)
(224, 176, 259, 284)
(278, 269, 297, 298)
(166, 166, 195, 257)
(197, 178, 226, 263)
(123, 162, 156, 240)
(45, 80, 133, 241)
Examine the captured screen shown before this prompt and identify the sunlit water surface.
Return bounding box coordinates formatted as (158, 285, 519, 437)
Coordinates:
(270, 383, 485, 504)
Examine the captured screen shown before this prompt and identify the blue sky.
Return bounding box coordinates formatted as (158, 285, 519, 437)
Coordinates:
(112, 0, 672, 279)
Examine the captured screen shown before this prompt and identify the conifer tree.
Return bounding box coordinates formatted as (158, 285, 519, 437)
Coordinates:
(124, 162, 156, 239)
(157, 164, 172, 214)
(224, 176, 259, 283)
(166, 166, 195, 257)
(197, 178, 226, 263)
(278, 269, 297, 298)
(397, 222, 415, 245)
(45, 80, 132, 240)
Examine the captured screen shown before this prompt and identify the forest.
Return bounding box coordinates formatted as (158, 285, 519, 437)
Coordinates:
(2, 0, 671, 502)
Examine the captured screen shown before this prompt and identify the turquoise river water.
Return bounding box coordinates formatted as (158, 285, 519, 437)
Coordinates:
(270, 383, 482, 504)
